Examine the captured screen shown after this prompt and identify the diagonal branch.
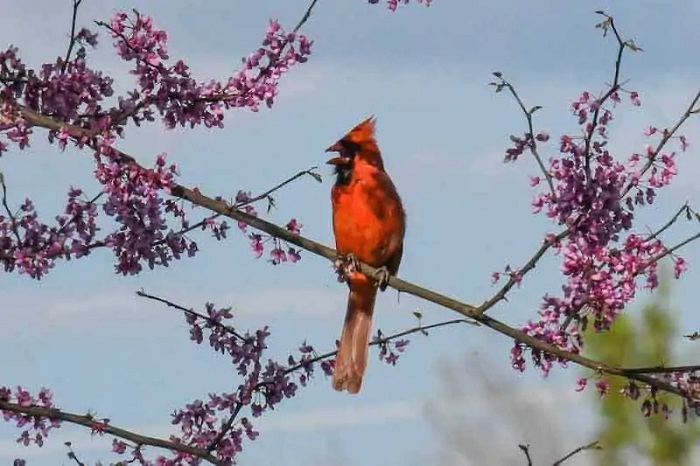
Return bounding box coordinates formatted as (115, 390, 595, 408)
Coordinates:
(0, 401, 220, 465)
(552, 440, 601, 465)
(621, 89, 700, 199)
(477, 229, 569, 315)
(11, 104, 699, 403)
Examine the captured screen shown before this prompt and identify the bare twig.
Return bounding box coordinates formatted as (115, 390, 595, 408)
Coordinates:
(61, 0, 84, 73)
(492, 73, 555, 198)
(519, 444, 533, 466)
(0, 172, 21, 243)
(583, 12, 628, 178)
(552, 440, 601, 465)
(136, 290, 247, 341)
(149, 166, 319, 248)
(65, 442, 86, 466)
(645, 202, 691, 242)
(477, 230, 569, 315)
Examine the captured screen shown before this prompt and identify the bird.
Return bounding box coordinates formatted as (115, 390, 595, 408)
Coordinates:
(325, 116, 406, 394)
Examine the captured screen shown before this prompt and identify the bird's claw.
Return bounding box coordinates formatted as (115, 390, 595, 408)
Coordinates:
(374, 266, 391, 291)
(335, 253, 360, 283)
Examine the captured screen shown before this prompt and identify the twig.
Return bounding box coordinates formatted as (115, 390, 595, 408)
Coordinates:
(583, 12, 627, 179)
(493, 73, 556, 198)
(283, 318, 475, 376)
(477, 230, 569, 315)
(65, 442, 86, 466)
(552, 440, 601, 465)
(0, 172, 21, 243)
(645, 202, 690, 243)
(136, 290, 247, 341)
(149, 166, 319, 248)
(61, 0, 84, 73)
(621, 89, 700, 199)
(518, 444, 533, 466)
(642, 231, 700, 270)
(0, 401, 220, 465)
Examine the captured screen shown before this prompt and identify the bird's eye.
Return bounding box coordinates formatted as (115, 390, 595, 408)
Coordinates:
(341, 139, 360, 157)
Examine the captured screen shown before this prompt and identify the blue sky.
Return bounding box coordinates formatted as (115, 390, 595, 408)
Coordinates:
(1, 0, 700, 465)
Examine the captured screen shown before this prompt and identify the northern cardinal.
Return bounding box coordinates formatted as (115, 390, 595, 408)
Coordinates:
(326, 116, 406, 394)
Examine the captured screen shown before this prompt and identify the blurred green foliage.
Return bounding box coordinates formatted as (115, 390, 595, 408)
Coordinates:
(583, 273, 699, 466)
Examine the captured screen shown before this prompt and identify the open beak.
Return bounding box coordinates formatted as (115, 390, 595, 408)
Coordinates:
(326, 156, 350, 166)
(325, 141, 349, 165)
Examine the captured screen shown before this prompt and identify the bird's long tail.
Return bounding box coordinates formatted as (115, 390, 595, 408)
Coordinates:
(332, 277, 377, 394)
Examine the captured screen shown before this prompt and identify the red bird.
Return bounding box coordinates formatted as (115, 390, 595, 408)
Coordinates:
(326, 116, 406, 394)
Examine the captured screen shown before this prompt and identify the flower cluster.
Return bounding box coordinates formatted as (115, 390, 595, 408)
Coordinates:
(375, 332, 410, 365)
(236, 192, 303, 264)
(108, 302, 322, 464)
(107, 13, 312, 129)
(1, 9, 312, 279)
(511, 89, 689, 375)
(0, 386, 59, 447)
(0, 187, 99, 279)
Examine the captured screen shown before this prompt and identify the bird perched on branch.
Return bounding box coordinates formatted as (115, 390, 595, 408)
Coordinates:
(326, 116, 406, 394)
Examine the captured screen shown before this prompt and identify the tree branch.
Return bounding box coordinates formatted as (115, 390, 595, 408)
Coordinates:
(61, 0, 84, 73)
(552, 440, 601, 465)
(492, 73, 556, 198)
(620, 88, 700, 199)
(0, 401, 220, 465)
(10, 104, 700, 405)
(477, 230, 569, 315)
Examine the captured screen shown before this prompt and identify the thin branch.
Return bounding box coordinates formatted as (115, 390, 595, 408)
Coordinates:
(240, 166, 320, 208)
(642, 231, 700, 269)
(65, 442, 86, 466)
(292, 0, 320, 33)
(621, 89, 700, 199)
(144, 281, 471, 453)
(283, 318, 475, 376)
(518, 444, 533, 466)
(61, 0, 84, 73)
(477, 229, 569, 315)
(552, 440, 601, 466)
(493, 74, 556, 197)
(0, 401, 220, 465)
(136, 290, 247, 341)
(149, 166, 319, 249)
(205, 318, 471, 452)
(583, 12, 627, 178)
(0, 172, 21, 243)
(645, 202, 690, 243)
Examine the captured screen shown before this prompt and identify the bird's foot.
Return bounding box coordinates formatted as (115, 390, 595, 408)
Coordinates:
(374, 266, 392, 291)
(334, 253, 360, 283)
